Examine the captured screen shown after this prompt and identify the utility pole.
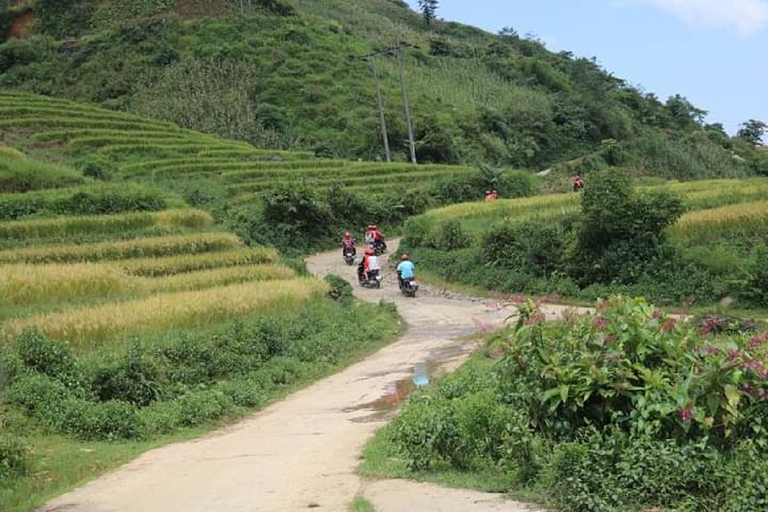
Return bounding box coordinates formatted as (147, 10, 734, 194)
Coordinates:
(368, 55, 392, 162)
(397, 47, 418, 164)
(355, 43, 418, 164)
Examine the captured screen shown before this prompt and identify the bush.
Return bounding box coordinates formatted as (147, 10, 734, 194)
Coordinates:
(75, 155, 115, 181)
(177, 390, 234, 427)
(743, 245, 768, 306)
(569, 168, 684, 285)
(436, 219, 471, 251)
(89, 344, 163, 407)
(324, 274, 353, 303)
(0, 435, 28, 480)
(482, 219, 566, 277)
(15, 328, 83, 390)
(69, 400, 140, 441)
(388, 395, 460, 471)
(0, 36, 56, 73)
(384, 296, 768, 510)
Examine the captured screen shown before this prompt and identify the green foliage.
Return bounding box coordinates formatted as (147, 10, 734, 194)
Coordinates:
(570, 168, 684, 285)
(0, 153, 84, 192)
(34, 0, 95, 38)
(0, 2, 751, 173)
(324, 274, 353, 303)
(482, 219, 565, 277)
(0, 435, 28, 480)
(743, 245, 768, 306)
(1, 300, 401, 442)
(383, 296, 768, 511)
(0, 183, 168, 221)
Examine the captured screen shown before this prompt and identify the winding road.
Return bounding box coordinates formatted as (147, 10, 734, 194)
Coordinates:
(41, 242, 568, 512)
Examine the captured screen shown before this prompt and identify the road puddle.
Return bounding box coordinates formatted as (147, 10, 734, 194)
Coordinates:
(345, 360, 440, 423)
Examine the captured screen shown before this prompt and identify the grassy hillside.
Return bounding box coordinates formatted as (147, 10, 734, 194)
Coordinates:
(0, 90, 540, 252)
(0, 0, 763, 177)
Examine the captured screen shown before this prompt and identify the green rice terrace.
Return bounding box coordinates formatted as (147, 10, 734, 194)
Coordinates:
(0, 90, 481, 199)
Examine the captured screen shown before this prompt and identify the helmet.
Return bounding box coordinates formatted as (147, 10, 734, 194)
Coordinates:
(365, 248, 374, 256)
(401, 254, 410, 261)
(344, 231, 351, 237)
(371, 224, 378, 230)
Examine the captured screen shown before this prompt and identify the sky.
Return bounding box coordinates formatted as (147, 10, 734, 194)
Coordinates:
(405, 0, 768, 133)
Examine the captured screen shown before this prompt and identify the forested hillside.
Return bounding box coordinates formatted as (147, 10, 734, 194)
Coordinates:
(1, 0, 765, 176)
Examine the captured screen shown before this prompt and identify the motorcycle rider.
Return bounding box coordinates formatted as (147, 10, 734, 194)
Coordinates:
(342, 231, 356, 257)
(358, 247, 380, 284)
(368, 224, 386, 253)
(396, 254, 415, 289)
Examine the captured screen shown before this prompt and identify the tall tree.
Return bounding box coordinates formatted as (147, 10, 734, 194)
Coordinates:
(418, 0, 439, 26)
(737, 119, 767, 145)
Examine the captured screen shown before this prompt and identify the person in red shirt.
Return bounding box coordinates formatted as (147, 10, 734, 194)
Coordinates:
(573, 172, 585, 192)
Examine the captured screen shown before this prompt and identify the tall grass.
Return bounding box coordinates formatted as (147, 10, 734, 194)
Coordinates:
(670, 200, 768, 244)
(0, 209, 212, 240)
(0, 156, 84, 193)
(0, 233, 241, 264)
(0, 262, 296, 307)
(120, 247, 279, 276)
(2, 278, 328, 349)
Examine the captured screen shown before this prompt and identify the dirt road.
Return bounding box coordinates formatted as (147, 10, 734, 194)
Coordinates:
(41, 242, 564, 512)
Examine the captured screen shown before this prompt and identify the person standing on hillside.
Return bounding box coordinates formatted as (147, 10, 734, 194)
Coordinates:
(573, 172, 585, 192)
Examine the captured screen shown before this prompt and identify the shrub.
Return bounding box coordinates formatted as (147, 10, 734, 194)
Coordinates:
(569, 168, 684, 285)
(89, 344, 163, 407)
(15, 328, 83, 389)
(436, 219, 471, 251)
(74, 155, 115, 181)
(743, 245, 768, 306)
(481, 219, 565, 277)
(324, 274, 353, 303)
(0, 435, 28, 480)
(177, 390, 234, 427)
(387, 395, 460, 471)
(69, 400, 140, 441)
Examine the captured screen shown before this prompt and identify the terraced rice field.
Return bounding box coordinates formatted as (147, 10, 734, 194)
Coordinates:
(0, 91, 479, 200)
(0, 134, 324, 350)
(415, 178, 768, 239)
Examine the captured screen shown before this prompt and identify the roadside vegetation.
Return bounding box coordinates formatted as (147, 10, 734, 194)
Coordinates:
(364, 297, 768, 511)
(401, 170, 768, 310)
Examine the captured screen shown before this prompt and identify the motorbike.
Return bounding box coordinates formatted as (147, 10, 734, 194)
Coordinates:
(398, 271, 419, 298)
(343, 246, 356, 266)
(370, 239, 387, 256)
(359, 268, 382, 289)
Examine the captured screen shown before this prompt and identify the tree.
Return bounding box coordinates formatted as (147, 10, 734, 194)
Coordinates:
(665, 94, 707, 128)
(737, 119, 767, 145)
(418, 0, 438, 26)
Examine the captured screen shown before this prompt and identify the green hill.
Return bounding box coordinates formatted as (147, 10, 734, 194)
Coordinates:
(1, 0, 764, 176)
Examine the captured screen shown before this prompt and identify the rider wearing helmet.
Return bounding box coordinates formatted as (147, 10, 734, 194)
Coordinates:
(396, 253, 415, 289)
(342, 231, 356, 256)
(358, 247, 381, 283)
